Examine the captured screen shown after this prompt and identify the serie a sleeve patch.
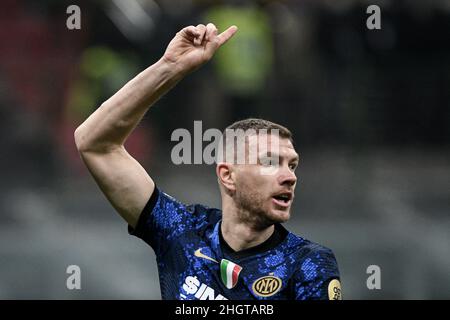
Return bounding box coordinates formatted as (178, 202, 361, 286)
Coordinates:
(327, 279, 342, 300)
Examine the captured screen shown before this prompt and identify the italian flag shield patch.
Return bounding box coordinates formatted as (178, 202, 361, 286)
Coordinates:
(220, 259, 243, 289)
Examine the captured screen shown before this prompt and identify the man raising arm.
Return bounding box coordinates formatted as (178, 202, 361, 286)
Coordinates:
(75, 23, 341, 300)
(74, 23, 238, 228)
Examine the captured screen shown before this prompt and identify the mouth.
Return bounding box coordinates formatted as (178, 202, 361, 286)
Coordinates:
(272, 192, 293, 208)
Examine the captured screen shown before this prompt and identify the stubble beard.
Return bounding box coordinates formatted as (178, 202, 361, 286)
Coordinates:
(234, 187, 287, 229)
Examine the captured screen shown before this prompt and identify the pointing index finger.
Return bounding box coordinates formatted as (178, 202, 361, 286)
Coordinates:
(216, 25, 238, 47)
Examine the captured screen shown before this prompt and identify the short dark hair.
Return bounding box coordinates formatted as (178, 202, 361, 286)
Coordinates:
(224, 118, 293, 142)
(217, 118, 293, 164)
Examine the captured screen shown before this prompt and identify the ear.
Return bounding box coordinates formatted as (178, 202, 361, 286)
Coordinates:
(216, 163, 236, 193)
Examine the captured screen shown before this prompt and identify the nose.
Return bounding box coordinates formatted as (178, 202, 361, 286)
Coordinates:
(278, 166, 297, 187)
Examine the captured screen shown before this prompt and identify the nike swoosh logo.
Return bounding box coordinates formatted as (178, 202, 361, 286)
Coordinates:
(194, 248, 218, 263)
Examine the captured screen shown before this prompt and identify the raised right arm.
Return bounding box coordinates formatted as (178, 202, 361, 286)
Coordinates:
(74, 23, 238, 228)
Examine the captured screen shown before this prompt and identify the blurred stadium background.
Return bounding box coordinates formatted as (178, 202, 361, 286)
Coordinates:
(0, 0, 449, 299)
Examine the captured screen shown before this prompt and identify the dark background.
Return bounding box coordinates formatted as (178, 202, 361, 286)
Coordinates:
(0, 0, 449, 299)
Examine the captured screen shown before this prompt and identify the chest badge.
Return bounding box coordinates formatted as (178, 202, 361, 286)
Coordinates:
(220, 259, 243, 289)
(252, 274, 282, 297)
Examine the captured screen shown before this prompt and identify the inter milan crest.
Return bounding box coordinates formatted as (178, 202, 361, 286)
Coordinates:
(220, 259, 242, 289)
(251, 274, 283, 297)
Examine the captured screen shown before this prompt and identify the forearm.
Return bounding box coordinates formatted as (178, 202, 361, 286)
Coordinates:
(75, 57, 183, 152)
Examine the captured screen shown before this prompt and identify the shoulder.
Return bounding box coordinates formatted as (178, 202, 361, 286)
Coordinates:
(284, 231, 336, 257)
(132, 187, 222, 240)
(284, 231, 340, 278)
(154, 188, 221, 222)
(284, 231, 341, 300)
(184, 202, 222, 227)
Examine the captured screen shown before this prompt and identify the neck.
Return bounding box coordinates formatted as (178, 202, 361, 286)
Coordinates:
(221, 201, 274, 252)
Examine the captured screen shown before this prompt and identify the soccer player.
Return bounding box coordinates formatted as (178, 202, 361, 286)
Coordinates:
(74, 23, 341, 300)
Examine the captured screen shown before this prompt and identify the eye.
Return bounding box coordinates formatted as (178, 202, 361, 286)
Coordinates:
(289, 163, 298, 170)
(260, 157, 278, 167)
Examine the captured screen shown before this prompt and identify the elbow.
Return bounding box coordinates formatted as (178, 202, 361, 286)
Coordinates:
(74, 125, 88, 152)
(74, 123, 122, 154)
(74, 102, 124, 153)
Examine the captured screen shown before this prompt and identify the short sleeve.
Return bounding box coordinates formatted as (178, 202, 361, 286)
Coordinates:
(128, 187, 199, 257)
(293, 248, 342, 300)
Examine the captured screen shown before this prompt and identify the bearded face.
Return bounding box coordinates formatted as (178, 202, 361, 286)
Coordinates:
(230, 134, 299, 228)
